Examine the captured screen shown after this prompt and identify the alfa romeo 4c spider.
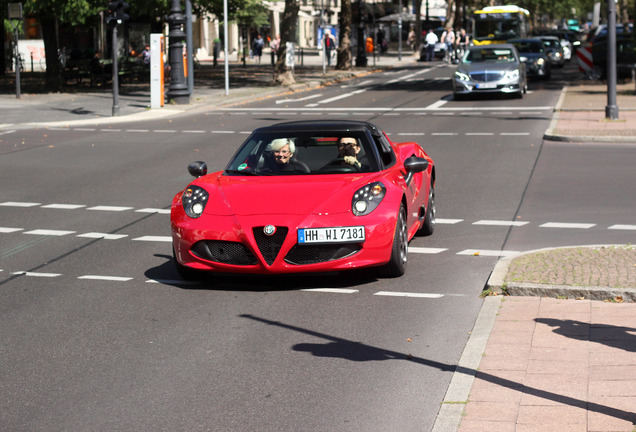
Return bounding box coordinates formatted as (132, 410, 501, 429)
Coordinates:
(171, 120, 436, 279)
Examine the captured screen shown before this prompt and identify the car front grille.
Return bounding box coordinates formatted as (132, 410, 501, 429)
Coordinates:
(191, 240, 258, 265)
(470, 71, 505, 82)
(252, 226, 289, 265)
(285, 244, 361, 265)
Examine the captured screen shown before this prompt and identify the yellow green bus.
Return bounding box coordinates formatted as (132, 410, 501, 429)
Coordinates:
(472, 5, 530, 45)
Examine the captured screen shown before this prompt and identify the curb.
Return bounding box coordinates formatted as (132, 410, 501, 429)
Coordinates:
(485, 245, 636, 301)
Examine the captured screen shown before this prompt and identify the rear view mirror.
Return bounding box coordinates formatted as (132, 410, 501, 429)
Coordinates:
(188, 161, 208, 178)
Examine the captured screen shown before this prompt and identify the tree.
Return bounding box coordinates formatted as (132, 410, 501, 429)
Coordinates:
(336, 0, 352, 70)
(274, 0, 299, 85)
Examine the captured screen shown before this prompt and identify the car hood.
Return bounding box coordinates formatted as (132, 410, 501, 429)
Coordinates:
(458, 62, 520, 74)
(194, 172, 381, 216)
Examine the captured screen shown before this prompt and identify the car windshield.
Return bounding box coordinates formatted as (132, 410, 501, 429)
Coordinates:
(512, 41, 544, 54)
(463, 48, 515, 63)
(224, 131, 380, 176)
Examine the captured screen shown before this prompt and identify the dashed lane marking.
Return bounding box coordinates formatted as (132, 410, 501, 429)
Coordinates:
(132, 236, 172, 242)
(409, 247, 448, 254)
(301, 288, 360, 294)
(609, 224, 636, 230)
(87, 205, 134, 212)
(437, 219, 464, 224)
(76, 232, 129, 240)
(473, 220, 530, 227)
(41, 204, 86, 210)
(23, 229, 75, 236)
(135, 208, 171, 214)
(374, 291, 445, 298)
(0, 201, 40, 207)
(540, 222, 596, 229)
(77, 275, 133, 281)
(0, 227, 23, 233)
(12, 271, 61, 277)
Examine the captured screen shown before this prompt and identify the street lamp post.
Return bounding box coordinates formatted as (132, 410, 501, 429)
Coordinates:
(167, 0, 191, 104)
(605, 0, 618, 120)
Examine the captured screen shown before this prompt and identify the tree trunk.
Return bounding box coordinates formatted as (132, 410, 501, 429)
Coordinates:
(336, 0, 352, 70)
(40, 16, 61, 92)
(274, 0, 299, 85)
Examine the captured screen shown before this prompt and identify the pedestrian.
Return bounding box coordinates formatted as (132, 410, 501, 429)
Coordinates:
(407, 28, 416, 52)
(441, 26, 455, 63)
(324, 30, 335, 66)
(252, 34, 264, 64)
(270, 34, 280, 65)
(424, 30, 438, 62)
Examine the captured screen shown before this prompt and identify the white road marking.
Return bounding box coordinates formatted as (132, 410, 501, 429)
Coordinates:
(301, 288, 359, 294)
(500, 132, 531, 136)
(73, 128, 96, 131)
(0, 130, 16, 136)
(23, 229, 75, 236)
(126, 129, 150, 132)
(276, 94, 323, 104)
(41, 204, 86, 210)
(182, 130, 207, 134)
(132, 236, 172, 242)
(398, 133, 426, 136)
(153, 130, 177, 133)
(135, 208, 170, 214)
(87, 205, 134, 212)
(473, 220, 529, 227)
(77, 232, 129, 240)
(0, 201, 41, 207)
(409, 247, 448, 254)
(457, 249, 520, 257)
(466, 132, 495, 136)
(608, 224, 636, 230)
(211, 130, 236, 134)
(540, 222, 596, 229)
(146, 279, 200, 285)
(425, 100, 448, 110)
(78, 275, 133, 281)
(0, 227, 23, 233)
(12, 271, 61, 277)
(315, 89, 367, 105)
(431, 133, 458, 136)
(437, 219, 464, 224)
(374, 291, 444, 298)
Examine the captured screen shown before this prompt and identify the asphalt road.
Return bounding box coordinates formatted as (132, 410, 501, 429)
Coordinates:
(2, 61, 634, 431)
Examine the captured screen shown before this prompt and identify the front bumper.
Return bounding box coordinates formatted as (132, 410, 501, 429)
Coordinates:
(171, 208, 398, 275)
(452, 78, 522, 95)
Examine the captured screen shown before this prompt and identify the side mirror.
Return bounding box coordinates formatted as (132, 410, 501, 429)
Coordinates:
(188, 161, 208, 178)
(403, 156, 429, 185)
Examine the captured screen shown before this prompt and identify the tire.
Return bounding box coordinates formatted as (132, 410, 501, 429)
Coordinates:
(418, 182, 436, 236)
(381, 205, 408, 277)
(173, 246, 204, 281)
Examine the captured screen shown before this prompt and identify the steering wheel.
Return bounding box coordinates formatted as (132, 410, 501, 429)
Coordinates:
(321, 158, 361, 173)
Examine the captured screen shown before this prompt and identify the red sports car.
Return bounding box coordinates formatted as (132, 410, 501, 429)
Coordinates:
(170, 120, 436, 278)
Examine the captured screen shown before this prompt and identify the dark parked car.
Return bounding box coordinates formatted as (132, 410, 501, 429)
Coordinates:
(538, 35, 566, 67)
(509, 38, 551, 80)
(591, 32, 635, 79)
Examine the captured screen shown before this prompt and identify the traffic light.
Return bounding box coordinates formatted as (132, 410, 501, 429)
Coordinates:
(106, 0, 129, 26)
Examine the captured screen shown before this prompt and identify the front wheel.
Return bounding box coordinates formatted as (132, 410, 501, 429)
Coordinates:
(173, 246, 205, 281)
(381, 205, 408, 277)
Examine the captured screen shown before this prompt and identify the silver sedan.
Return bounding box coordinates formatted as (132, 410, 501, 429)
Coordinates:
(452, 44, 527, 99)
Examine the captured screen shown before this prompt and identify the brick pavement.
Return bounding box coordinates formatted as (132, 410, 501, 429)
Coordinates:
(456, 296, 636, 432)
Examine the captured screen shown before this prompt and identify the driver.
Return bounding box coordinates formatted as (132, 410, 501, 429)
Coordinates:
(337, 137, 363, 169)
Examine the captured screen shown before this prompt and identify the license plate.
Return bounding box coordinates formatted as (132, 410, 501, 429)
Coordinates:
(298, 226, 365, 244)
(476, 82, 498, 89)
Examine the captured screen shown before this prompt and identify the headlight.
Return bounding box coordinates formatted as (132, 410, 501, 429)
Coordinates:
(504, 69, 520, 80)
(454, 71, 470, 81)
(536, 58, 545, 65)
(182, 185, 209, 218)
(352, 182, 386, 216)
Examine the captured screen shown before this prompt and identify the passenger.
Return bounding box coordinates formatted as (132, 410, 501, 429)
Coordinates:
(262, 138, 310, 174)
